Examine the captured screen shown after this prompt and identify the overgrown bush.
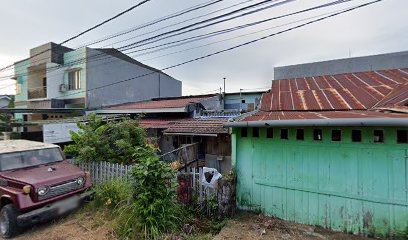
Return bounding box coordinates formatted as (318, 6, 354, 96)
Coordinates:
(64, 113, 147, 164)
(122, 144, 183, 239)
(91, 178, 133, 209)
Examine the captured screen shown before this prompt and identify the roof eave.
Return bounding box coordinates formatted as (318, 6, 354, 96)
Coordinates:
(95, 107, 187, 114)
(224, 118, 408, 128)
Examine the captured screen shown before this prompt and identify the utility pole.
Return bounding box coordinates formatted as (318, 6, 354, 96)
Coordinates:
(223, 77, 226, 110)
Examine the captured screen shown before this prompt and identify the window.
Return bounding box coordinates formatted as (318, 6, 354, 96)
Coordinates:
(16, 83, 22, 95)
(296, 129, 304, 140)
(266, 128, 273, 138)
(241, 128, 248, 137)
(397, 130, 408, 144)
(241, 99, 246, 103)
(313, 129, 323, 141)
(332, 130, 342, 142)
(351, 130, 362, 142)
(280, 129, 288, 140)
(252, 128, 259, 138)
(68, 70, 81, 90)
(373, 130, 384, 143)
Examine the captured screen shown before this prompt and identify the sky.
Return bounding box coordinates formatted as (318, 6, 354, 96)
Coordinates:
(0, 0, 407, 95)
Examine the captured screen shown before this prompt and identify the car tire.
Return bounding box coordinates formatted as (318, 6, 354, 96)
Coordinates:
(0, 204, 19, 238)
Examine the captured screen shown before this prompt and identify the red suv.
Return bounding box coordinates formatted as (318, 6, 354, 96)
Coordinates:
(0, 140, 93, 238)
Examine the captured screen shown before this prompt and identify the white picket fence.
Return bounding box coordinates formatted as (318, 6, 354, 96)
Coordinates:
(70, 160, 135, 184)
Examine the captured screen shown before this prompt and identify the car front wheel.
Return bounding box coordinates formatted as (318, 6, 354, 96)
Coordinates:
(0, 204, 19, 238)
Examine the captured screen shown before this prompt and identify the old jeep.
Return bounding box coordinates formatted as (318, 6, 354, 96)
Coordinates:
(0, 140, 92, 238)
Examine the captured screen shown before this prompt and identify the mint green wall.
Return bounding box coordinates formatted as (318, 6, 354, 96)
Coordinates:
(61, 48, 86, 99)
(14, 60, 30, 103)
(234, 127, 408, 237)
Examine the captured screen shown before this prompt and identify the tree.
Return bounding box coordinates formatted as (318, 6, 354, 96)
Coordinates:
(64, 113, 147, 164)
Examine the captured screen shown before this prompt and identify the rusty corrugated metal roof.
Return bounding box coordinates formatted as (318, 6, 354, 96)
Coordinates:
(260, 69, 408, 111)
(164, 118, 229, 135)
(243, 110, 408, 122)
(139, 118, 183, 129)
(101, 96, 211, 110)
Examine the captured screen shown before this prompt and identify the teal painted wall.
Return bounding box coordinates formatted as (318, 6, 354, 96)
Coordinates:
(234, 127, 408, 237)
(61, 48, 86, 99)
(14, 60, 30, 103)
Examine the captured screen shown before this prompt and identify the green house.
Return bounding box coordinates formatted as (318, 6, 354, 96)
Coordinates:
(225, 68, 408, 237)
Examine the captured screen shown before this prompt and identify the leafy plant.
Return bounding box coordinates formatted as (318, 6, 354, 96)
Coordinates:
(91, 178, 133, 209)
(64, 113, 147, 164)
(128, 144, 183, 239)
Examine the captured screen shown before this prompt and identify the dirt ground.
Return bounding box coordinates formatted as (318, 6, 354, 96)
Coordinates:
(12, 211, 377, 240)
(214, 213, 376, 240)
(13, 210, 117, 240)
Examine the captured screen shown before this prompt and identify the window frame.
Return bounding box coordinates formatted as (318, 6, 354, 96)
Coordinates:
(396, 130, 408, 144)
(313, 129, 323, 141)
(296, 129, 304, 141)
(280, 128, 288, 140)
(331, 129, 342, 142)
(68, 70, 81, 90)
(351, 129, 362, 143)
(373, 129, 384, 143)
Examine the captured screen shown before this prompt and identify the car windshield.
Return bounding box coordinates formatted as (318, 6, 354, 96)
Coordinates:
(0, 147, 64, 171)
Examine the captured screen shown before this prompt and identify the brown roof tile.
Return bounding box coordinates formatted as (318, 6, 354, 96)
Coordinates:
(164, 118, 228, 135)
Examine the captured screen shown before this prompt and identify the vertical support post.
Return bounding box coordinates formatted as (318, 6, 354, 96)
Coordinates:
(199, 167, 203, 206)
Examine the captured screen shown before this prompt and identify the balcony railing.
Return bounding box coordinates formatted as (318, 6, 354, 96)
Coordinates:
(28, 86, 47, 99)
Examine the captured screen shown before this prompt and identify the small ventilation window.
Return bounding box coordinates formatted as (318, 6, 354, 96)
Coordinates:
(252, 128, 259, 138)
(313, 129, 323, 141)
(280, 129, 288, 140)
(296, 129, 304, 140)
(397, 130, 408, 144)
(352, 130, 362, 142)
(373, 130, 384, 143)
(241, 128, 248, 138)
(266, 128, 273, 139)
(241, 99, 246, 103)
(332, 130, 342, 142)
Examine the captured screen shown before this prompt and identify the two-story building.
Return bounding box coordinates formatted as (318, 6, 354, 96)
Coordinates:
(13, 42, 181, 121)
(12, 42, 181, 139)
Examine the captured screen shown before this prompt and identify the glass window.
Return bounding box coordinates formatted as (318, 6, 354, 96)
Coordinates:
(280, 129, 288, 140)
(68, 70, 81, 90)
(332, 130, 342, 142)
(266, 128, 273, 139)
(313, 129, 323, 141)
(397, 130, 408, 144)
(241, 128, 248, 137)
(252, 128, 259, 138)
(296, 129, 304, 140)
(373, 130, 384, 143)
(351, 130, 362, 142)
(0, 148, 64, 171)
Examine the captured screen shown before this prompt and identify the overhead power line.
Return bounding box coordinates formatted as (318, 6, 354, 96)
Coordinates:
(0, 0, 154, 72)
(48, 0, 383, 103)
(0, 0, 360, 83)
(0, 0, 227, 75)
(0, 0, 295, 81)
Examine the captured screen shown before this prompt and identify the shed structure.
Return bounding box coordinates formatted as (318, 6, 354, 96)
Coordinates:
(225, 68, 408, 237)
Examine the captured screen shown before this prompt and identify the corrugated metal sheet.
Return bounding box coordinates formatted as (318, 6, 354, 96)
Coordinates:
(164, 118, 228, 135)
(101, 96, 212, 110)
(243, 110, 408, 122)
(260, 69, 408, 111)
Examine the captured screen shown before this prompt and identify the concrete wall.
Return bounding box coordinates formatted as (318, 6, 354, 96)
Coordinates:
(225, 93, 262, 111)
(85, 48, 181, 109)
(274, 51, 408, 79)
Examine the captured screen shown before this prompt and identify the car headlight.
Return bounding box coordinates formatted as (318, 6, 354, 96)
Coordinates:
(76, 177, 85, 186)
(37, 187, 49, 196)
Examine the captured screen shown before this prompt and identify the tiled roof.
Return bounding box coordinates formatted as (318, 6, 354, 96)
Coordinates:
(102, 97, 211, 110)
(138, 118, 182, 129)
(164, 118, 229, 135)
(243, 110, 408, 122)
(260, 69, 408, 111)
